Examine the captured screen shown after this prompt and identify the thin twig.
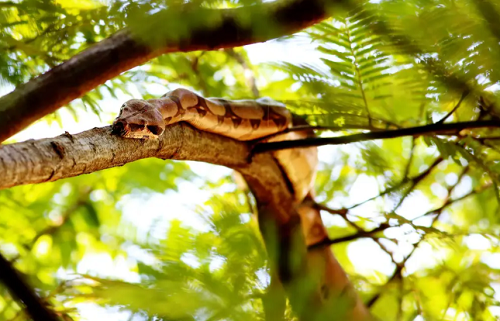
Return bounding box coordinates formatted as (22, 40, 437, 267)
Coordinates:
(308, 223, 390, 250)
(367, 166, 470, 307)
(480, 136, 500, 140)
(347, 157, 443, 210)
(311, 201, 362, 231)
(413, 181, 492, 221)
(256, 123, 383, 143)
(436, 91, 469, 124)
(402, 137, 415, 179)
(285, 124, 384, 133)
(366, 245, 416, 308)
(253, 120, 500, 153)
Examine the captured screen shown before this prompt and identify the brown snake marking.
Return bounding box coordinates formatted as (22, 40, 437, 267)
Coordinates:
(112, 88, 318, 203)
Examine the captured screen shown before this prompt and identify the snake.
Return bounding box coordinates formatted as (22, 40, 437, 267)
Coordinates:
(111, 88, 371, 318)
(111, 87, 318, 204)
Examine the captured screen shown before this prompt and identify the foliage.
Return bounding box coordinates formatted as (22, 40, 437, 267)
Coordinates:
(63, 196, 268, 321)
(1, 0, 500, 320)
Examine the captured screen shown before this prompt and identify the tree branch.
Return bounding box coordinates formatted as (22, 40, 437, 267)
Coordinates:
(367, 166, 470, 308)
(436, 91, 469, 124)
(308, 223, 390, 250)
(253, 120, 500, 153)
(0, 0, 339, 143)
(0, 124, 250, 190)
(307, 157, 443, 213)
(0, 252, 60, 321)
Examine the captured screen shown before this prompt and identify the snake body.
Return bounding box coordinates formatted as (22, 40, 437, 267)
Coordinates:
(112, 89, 372, 318)
(112, 88, 317, 202)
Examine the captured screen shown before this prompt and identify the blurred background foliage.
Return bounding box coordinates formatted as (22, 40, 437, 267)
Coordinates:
(1, 0, 500, 320)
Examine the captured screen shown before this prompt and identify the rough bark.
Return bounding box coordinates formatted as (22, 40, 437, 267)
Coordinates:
(0, 124, 372, 320)
(0, 0, 340, 143)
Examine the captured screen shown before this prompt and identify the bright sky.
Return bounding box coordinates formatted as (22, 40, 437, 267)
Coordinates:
(4, 36, 499, 320)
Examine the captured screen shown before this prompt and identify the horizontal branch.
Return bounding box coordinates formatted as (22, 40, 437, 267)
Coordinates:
(0, 124, 251, 190)
(253, 120, 500, 153)
(0, 0, 338, 142)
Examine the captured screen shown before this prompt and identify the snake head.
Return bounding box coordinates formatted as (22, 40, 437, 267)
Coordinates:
(112, 99, 165, 139)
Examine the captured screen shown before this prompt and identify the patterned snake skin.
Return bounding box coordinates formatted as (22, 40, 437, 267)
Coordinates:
(112, 88, 318, 202)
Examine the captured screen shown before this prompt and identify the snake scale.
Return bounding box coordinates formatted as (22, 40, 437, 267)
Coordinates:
(112, 88, 318, 205)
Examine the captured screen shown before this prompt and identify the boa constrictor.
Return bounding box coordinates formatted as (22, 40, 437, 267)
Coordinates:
(111, 88, 317, 207)
(112, 88, 370, 319)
